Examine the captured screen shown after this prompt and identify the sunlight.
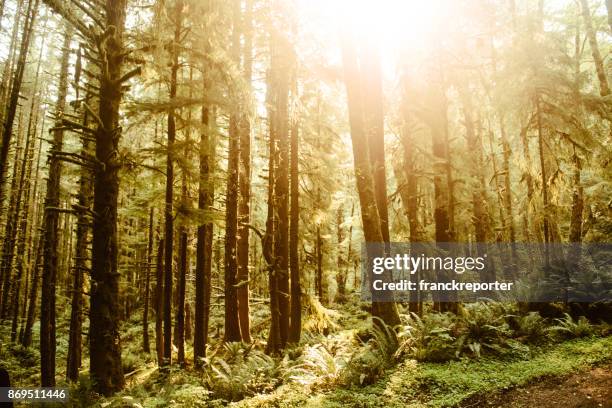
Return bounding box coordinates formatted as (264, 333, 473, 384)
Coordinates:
(297, 0, 454, 50)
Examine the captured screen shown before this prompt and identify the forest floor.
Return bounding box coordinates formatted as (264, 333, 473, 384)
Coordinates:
(234, 336, 612, 408)
(1, 297, 611, 407)
(459, 364, 612, 408)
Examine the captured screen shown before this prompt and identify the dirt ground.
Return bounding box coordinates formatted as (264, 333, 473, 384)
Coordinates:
(460, 364, 612, 408)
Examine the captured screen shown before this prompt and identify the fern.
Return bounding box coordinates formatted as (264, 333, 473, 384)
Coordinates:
(549, 313, 594, 339)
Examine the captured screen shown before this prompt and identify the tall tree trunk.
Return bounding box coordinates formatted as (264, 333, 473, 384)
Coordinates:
(457, 83, 495, 283)
(223, 0, 242, 344)
(89, 0, 130, 394)
(580, 0, 610, 96)
(154, 238, 164, 364)
(341, 34, 400, 327)
(288, 110, 301, 343)
(67, 95, 93, 381)
(398, 75, 423, 315)
(22, 232, 41, 347)
(568, 149, 583, 260)
(194, 96, 215, 363)
(40, 26, 70, 387)
(429, 73, 457, 313)
(0, 0, 38, 218)
(10, 105, 38, 341)
(361, 41, 390, 245)
(236, 0, 253, 344)
(0, 0, 24, 120)
(142, 208, 153, 353)
(177, 227, 187, 364)
(162, 0, 183, 365)
(19, 114, 44, 343)
(0, 110, 24, 316)
(315, 225, 323, 302)
(272, 33, 291, 347)
(265, 64, 281, 354)
(8, 17, 45, 330)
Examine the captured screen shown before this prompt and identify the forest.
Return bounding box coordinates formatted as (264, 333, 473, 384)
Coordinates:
(0, 0, 610, 406)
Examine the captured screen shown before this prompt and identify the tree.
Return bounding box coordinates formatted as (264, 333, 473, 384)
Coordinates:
(579, 0, 610, 96)
(0, 0, 39, 223)
(40, 26, 71, 387)
(194, 0, 216, 364)
(223, 0, 242, 343)
(288, 99, 301, 343)
(237, 0, 253, 344)
(142, 207, 154, 353)
(341, 32, 400, 327)
(162, 0, 184, 365)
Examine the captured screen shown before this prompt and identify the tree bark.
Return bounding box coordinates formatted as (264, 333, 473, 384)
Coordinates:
(40, 26, 70, 387)
(272, 34, 291, 347)
(288, 110, 301, 343)
(194, 96, 215, 362)
(162, 0, 183, 365)
(67, 105, 93, 382)
(154, 238, 164, 365)
(341, 33, 400, 327)
(580, 0, 610, 96)
(223, 0, 242, 344)
(265, 64, 281, 354)
(429, 72, 457, 313)
(0, 0, 38, 219)
(237, 0, 253, 344)
(361, 41, 390, 245)
(89, 0, 129, 394)
(142, 208, 153, 354)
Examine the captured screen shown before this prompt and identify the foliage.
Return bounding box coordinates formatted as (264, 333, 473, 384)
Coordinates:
(549, 313, 595, 339)
(204, 343, 284, 401)
(512, 311, 550, 344)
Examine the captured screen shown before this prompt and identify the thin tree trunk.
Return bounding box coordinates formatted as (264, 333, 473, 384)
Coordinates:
(315, 225, 323, 302)
(0, 110, 24, 316)
(154, 238, 164, 365)
(67, 96, 93, 381)
(457, 83, 495, 284)
(162, 0, 183, 365)
(40, 26, 70, 387)
(236, 0, 253, 344)
(143, 207, 153, 353)
(579, 0, 610, 96)
(177, 227, 187, 364)
(288, 109, 301, 343)
(265, 63, 281, 354)
(194, 97, 215, 363)
(273, 34, 291, 347)
(398, 76, 422, 314)
(0, 0, 38, 222)
(223, 0, 242, 343)
(428, 71, 457, 313)
(10, 107, 38, 341)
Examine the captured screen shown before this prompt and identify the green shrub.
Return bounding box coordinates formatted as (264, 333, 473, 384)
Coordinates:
(549, 313, 594, 339)
(455, 303, 512, 358)
(512, 311, 550, 343)
(399, 312, 457, 362)
(205, 345, 283, 401)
